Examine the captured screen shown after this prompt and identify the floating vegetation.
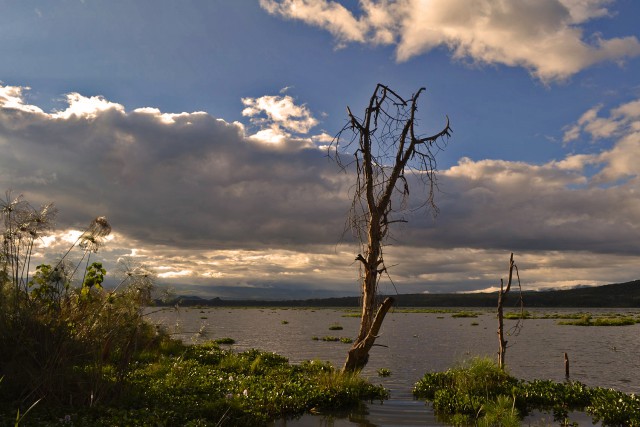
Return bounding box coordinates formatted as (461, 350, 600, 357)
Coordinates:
(281, 320, 289, 324)
(341, 309, 360, 317)
(328, 324, 343, 330)
(471, 322, 479, 326)
(4, 343, 388, 426)
(451, 311, 480, 318)
(558, 314, 638, 326)
(214, 337, 235, 344)
(413, 357, 640, 426)
(314, 336, 353, 344)
(377, 368, 391, 377)
(503, 310, 531, 319)
(394, 308, 458, 314)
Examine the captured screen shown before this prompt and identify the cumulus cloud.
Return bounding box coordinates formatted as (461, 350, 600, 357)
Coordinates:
(0, 84, 347, 251)
(0, 85, 44, 114)
(3, 83, 640, 297)
(562, 98, 640, 183)
(260, 0, 640, 81)
(52, 93, 125, 120)
(241, 93, 319, 143)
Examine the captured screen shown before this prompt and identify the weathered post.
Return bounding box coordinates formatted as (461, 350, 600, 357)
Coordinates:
(497, 252, 522, 370)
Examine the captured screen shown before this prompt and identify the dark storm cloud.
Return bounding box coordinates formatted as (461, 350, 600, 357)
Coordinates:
(0, 89, 351, 250)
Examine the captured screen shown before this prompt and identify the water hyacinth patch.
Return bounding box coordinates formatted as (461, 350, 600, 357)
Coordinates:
(413, 357, 640, 426)
(1, 341, 388, 426)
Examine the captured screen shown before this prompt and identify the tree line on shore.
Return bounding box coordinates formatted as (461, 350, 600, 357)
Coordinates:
(161, 279, 640, 308)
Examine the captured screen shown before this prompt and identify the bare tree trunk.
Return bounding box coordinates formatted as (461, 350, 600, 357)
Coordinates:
(343, 296, 394, 372)
(333, 84, 451, 373)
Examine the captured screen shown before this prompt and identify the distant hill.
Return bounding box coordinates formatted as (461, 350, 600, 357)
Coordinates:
(161, 279, 640, 308)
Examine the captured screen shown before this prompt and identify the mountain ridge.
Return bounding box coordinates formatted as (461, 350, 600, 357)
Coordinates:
(162, 279, 640, 308)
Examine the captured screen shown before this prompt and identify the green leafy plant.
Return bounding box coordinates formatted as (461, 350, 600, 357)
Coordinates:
(414, 358, 640, 426)
(377, 368, 391, 377)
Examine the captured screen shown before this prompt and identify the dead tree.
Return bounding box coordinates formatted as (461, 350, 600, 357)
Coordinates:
(332, 84, 451, 372)
(497, 252, 523, 370)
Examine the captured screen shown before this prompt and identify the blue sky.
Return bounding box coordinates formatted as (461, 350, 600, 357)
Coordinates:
(2, 0, 640, 299)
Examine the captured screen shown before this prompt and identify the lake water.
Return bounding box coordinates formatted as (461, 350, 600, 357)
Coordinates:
(146, 307, 640, 426)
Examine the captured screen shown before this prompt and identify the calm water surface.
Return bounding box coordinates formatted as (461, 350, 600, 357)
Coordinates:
(147, 307, 640, 426)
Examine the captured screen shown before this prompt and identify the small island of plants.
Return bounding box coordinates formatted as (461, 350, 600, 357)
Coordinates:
(413, 357, 640, 426)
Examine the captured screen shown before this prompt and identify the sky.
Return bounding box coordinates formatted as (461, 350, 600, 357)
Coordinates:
(1, 0, 640, 299)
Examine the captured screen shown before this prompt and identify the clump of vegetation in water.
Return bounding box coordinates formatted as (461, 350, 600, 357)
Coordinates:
(413, 357, 640, 426)
(377, 368, 391, 377)
(503, 310, 532, 319)
(281, 320, 289, 324)
(314, 336, 353, 344)
(328, 323, 343, 330)
(395, 308, 457, 314)
(451, 311, 480, 318)
(558, 314, 638, 326)
(215, 337, 236, 344)
(1, 341, 388, 426)
(341, 312, 360, 318)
